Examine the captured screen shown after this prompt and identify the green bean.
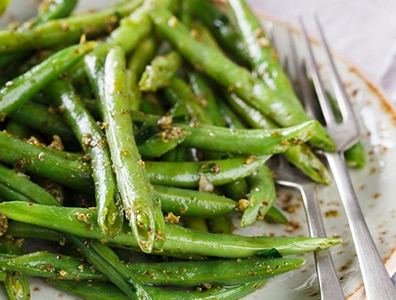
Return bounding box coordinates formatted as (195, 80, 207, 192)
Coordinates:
(0, 202, 342, 258)
(8, 101, 76, 143)
(84, 0, 177, 101)
(183, 216, 209, 232)
(49, 279, 267, 300)
(265, 206, 289, 224)
(64, 233, 152, 300)
(165, 76, 213, 124)
(344, 141, 366, 168)
(0, 227, 31, 300)
(0, 129, 272, 191)
(0, 130, 93, 191)
(135, 125, 188, 158)
(139, 50, 182, 92)
(27, 0, 79, 28)
(0, 163, 60, 206)
(155, 185, 236, 218)
(148, 5, 336, 152)
(179, 120, 320, 156)
(146, 155, 270, 188)
(0, 251, 305, 287)
(5, 121, 30, 140)
(3, 271, 31, 300)
(0, 0, 10, 16)
(139, 92, 167, 115)
(0, 182, 31, 203)
(0, 0, 143, 54)
(102, 46, 164, 253)
(5, 221, 64, 243)
(187, 0, 248, 64)
(226, 92, 332, 184)
(240, 164, 276, 227)
(127, 37, 158, 110)
(0, 42, 95, 120)
(188, 71, 225, 127)
(227, 0, 304, 111)
(45, 77, 124, 237)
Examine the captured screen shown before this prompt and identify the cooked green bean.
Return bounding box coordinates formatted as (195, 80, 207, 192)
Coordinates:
(45, 77, 124, 237)
(179, 120, 320, 155)
(0, 131, 92, 191)
(101, 46, 164, 253)
(49, 279, 267, 300)
(225, 92, 332, 184)
(139, 50, 182, 92)
(3, 271, 30, 300)
(227, 0, 304, 111)
(240, 164, 276, 227)
(155, 185, 236, 218)
(0, 202, 342, 258)
(0, 42, 95, 120)
(64, 233, 152, 300)
(145, 155, 270, 188)
(0, 163, 60, 206)
(0, 251, 305, 287)
(8, 101, 76, 143)
(27, 0, 79, 28)
(0, 0, 143, 54)
(148, 5, 336, 151)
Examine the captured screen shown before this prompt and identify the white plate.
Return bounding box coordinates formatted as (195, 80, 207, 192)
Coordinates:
(1, 1, 396, 299)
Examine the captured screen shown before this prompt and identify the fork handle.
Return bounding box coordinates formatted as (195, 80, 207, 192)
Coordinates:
(299, 185, 345, 300)
(326, 152, 396, 299)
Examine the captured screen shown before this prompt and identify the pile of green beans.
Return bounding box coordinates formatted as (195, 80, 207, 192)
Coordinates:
(0, 0, 364, 299)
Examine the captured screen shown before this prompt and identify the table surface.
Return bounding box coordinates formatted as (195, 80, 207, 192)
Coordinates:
(248, 0, 396, 106)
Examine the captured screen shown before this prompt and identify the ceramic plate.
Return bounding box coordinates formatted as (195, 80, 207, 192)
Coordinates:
(1, 1, 396, 299)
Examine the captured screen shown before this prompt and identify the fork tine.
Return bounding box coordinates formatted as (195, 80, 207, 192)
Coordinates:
(285, 23, 320, 119)
(297, 14, 338, 125)
(313, 14, 359, 128)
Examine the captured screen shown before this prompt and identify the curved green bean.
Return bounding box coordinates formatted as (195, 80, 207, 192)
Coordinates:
(178, 120, 320, 155)
(148, 5, 336, 152)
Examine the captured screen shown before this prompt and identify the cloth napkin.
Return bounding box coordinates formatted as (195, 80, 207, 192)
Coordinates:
(248, 0, 396, 107)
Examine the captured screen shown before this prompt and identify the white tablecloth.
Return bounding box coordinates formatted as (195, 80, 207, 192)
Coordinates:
(248, 0, 396, 106)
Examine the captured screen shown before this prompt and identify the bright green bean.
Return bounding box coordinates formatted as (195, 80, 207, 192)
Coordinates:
(0, 42, 95, 120)
(45, 77, 124, 237)
(0, 202, 342, 258)
(102, 46, 164, 253)
(148, 5, 336, 152)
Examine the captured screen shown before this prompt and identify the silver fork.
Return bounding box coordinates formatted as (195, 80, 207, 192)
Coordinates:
(267, 23, 345, 300)
(270, 156, 345, 300)
(296, 13, 396, 299)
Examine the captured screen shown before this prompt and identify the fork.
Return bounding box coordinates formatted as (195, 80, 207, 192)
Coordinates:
(295, 13, 396, 299)
(270, 155, 345, 300)
(267, 22, 344, 299)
